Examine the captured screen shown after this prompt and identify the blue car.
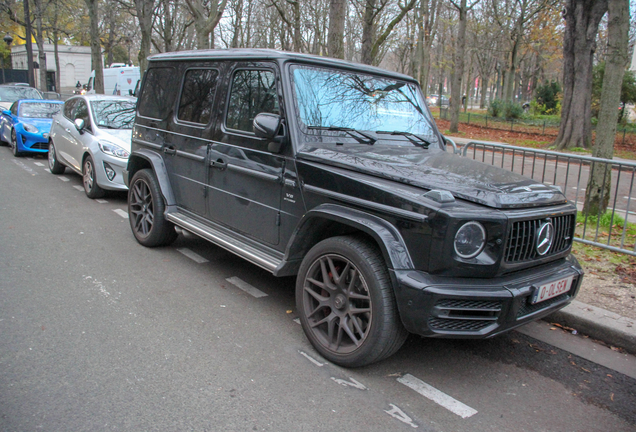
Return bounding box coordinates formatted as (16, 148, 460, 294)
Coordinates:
(0, 99, 64, 157)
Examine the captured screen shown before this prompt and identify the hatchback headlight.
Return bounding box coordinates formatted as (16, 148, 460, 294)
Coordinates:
(454, 221, 486, 259)
(98, 140, 130, 159)
(23, 123, 39, 133)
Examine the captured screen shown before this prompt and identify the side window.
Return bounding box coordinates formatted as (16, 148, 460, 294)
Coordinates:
(138, 67, 177, 120)
(177, 68, 219, 125)
(63, 99, 77, 119)
(74, 100, 92, 131)
(226, 70, 279, 132)
(10, 102, 18, 116)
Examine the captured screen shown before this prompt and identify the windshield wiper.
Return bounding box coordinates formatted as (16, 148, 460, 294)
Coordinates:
(375, 130, 432, 148)
(307, 126, 376, 145)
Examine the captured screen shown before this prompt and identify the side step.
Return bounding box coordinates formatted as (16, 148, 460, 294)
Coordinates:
(166, 211, 284, 273)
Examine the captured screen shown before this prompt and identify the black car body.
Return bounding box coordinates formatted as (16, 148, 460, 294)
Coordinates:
(125, 49, 583, 367)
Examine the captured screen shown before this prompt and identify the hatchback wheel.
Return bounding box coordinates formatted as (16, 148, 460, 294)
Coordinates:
(128, 169, 177, 247)
(11, 130, 21, 157)
(296, 236, 408, 367)
(83, 155, 105, 199)
(48, 141, 65, 174)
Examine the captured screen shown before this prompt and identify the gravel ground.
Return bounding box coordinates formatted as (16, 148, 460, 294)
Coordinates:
(576, 272, 636, 320)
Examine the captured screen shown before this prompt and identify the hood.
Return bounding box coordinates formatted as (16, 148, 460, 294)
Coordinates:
(298, 145, 567, 209)
(19, 117, 54, 132)
(96, 128, 132, 152)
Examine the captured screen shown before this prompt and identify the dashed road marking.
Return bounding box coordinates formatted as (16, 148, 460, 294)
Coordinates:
(33, 162, 45, 167)
(177, 247, 209, 264)
(95, 199, 108, 204)
(331, 377, 367, 390)
(293, 318, 301, 325)
(73, 185, 84, 191)
(113, 209, 128, 219)
(298, 350, 324, 367)
(385, 404, 418, 428)
(58, 176, 70, 182)
(226, 276, 267, 298)
(397, 374, 477, 419)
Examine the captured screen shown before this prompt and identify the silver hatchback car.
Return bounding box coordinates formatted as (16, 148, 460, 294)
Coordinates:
(48, 95, 135, 198)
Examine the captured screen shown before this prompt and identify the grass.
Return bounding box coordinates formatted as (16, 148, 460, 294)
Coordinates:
(575, 211, 636, 251)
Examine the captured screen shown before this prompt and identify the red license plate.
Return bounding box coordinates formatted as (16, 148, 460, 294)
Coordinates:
(531, 275, 574, 304)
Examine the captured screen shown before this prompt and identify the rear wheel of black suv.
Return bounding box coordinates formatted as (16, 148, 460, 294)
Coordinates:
(128, 169, 177, 247)
(296, 235, 408, 367)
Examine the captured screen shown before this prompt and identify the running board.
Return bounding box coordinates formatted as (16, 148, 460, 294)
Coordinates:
(166, 211, 284, 273)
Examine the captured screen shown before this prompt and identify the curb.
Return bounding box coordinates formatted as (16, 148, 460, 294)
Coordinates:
(546, 300, 636, 355)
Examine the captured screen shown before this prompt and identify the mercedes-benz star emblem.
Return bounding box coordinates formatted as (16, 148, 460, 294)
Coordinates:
(536, 221, 555, 256)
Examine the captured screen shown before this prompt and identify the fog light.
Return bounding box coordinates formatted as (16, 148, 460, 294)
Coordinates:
(103, 162, 116, 181)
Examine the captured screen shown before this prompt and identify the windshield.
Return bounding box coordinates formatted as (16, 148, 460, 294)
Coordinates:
(0, 87, 43, 103)
(90, 99, 136, 129)
(19, 102, 62, 118)
(291, 65, 440, 148)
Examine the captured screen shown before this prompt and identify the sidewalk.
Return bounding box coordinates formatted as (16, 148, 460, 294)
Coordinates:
(446, 135, 636, 354)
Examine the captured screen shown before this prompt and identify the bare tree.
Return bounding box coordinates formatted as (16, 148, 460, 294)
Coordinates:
(328, 0, 347, 58)
(85, 0, 104, 93)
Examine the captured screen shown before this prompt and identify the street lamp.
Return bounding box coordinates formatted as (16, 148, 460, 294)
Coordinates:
(2, 33, 13, 84)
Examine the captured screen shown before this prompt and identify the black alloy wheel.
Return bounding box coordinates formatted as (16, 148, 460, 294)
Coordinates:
(83, 155, 105, 199)
(128, 169, 177, 247)
(296, 236, 408, 367)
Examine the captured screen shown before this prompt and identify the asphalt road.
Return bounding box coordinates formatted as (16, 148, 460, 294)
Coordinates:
(1, 147, 635, 432)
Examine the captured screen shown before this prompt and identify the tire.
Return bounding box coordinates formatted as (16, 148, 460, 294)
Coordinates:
(11, 129, 21, 157)
(128, 168, 178, 247)
(82, 155, 105, 199)
(296, 235, 408, 367)
(48, 140, 65, 174)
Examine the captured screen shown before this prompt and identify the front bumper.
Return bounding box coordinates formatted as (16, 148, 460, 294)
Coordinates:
(17, 130, 49, 153)
(93, 154, 129, 191)
(392, 254, 583, 338)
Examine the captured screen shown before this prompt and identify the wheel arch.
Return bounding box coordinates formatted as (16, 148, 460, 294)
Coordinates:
(277, 203, 414, 276)
(126, 149, 175, 206)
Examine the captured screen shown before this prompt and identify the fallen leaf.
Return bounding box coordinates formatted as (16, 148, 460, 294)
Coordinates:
(611, 393, 614, 401)
(286, 310, 292, 314)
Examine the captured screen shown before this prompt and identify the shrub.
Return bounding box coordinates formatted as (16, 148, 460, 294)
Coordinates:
(503, 101, 524, 119)
(534, 81, 562, 114)
(488, 99, 503, 117)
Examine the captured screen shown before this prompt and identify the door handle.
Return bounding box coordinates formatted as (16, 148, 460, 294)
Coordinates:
(163, 145, 176, 155)
(210, 158, 227, 170)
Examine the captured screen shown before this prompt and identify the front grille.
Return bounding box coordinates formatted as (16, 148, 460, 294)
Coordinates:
(428, 317, 494, 331)
(436, 299, 502, 310)
(30, 142, 48, 150)
(504, 214, 574, 263)
(517, 292, 571, 318)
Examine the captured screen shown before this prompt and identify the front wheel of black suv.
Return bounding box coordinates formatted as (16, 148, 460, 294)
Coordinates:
(128, 168, 177, 247)
(296, 235, 408, 367)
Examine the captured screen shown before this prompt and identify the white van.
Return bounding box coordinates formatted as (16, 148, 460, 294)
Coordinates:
(85, 66, 140, 96)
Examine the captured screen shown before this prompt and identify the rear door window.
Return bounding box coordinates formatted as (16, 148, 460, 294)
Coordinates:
(137, 67, 177, 120)
(177, 68, 220, 125)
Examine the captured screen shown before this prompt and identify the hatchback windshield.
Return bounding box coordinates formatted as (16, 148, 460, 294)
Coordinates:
(19, 102, 62, 118)
(90, 100, 136, 129)
(0, 87, 43, 103)
(291, 65, 439, 147)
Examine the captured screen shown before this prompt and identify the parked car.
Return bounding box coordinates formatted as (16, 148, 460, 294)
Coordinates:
(0, 99, 63, 156)
(426, 94, 449, 107)
(48, 95, 136, 199)
(125, 49, 582, 367)
(0, 84, 44, 110)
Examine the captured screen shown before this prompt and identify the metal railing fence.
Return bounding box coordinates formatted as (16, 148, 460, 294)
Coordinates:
(458, 141, 636, 256)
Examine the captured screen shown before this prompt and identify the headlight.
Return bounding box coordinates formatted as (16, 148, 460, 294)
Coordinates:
(23, 123, 39, 133)
(98, 140, 130, 159)
(454, 221, 486, 259)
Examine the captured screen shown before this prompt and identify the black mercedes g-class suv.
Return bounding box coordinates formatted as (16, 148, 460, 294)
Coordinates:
(124, 49, 583, 367)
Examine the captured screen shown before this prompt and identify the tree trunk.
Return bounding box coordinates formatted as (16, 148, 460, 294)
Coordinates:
(33, 0, 47, 92)
(554, 0, 607, 150)
(449, 0, 468, 133)
(361, 0, 375, 64)
(327, 0, 346, 59)
(134, 0, 156, 74)
(23, 0, 35, 87)
(583, 0, 629, 216)
(84, 0, 104, 94)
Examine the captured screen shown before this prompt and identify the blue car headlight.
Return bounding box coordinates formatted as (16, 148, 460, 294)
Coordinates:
(23, 123, 39, 133)
(98, 140, 130, 159)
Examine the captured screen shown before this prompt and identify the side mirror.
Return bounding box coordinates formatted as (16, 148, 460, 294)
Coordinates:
(74, 118, 85, 132)
(253, 113, 286, 153)
(2, 110, 10, 116)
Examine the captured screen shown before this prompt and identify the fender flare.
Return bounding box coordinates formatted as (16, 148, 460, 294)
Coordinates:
(279, 203, 414, 275)
(125, 149, 176, 206)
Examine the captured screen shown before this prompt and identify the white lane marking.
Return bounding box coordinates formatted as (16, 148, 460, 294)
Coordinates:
(95, 199, 108, 204)
(293, 318, 301, 325)
(398, 374, 477, 419)
(44, 168, 51, 173)
(176, 247, 209, 264)
(226, 276, 267, 298)
(113, 209, 128, 219)
(331, 377, 367, 390)
(33, 162, 45, 167)
(385, 404, 418, 428)
(12, 159, 38, 175)
(73, 185, 84, 191)
(26, 157, 34, 160)
(58, 176, 70, 182)
(298, 350, 324, 367)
